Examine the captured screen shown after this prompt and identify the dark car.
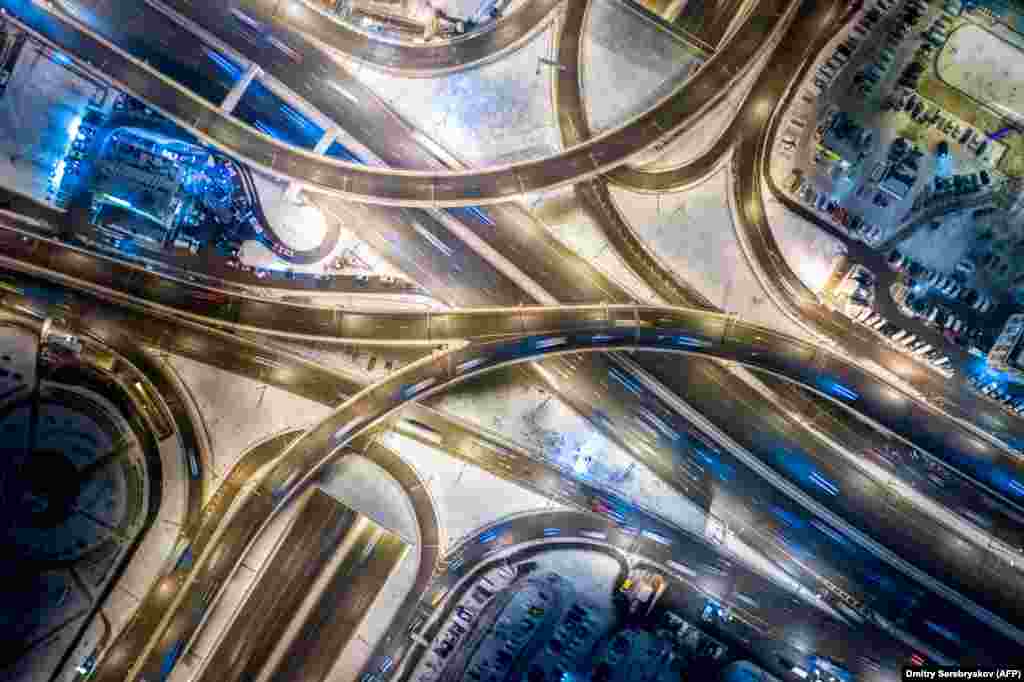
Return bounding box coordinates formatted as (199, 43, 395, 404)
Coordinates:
(980, 170, 991, 185)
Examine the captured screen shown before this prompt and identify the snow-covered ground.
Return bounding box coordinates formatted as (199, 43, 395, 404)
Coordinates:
(764, 195, 848, 294)
(580, 0, 703, 133)
(350, 0, 703, 167)
(251, 175, 327, 251)
(243, 175, 410, 281)
(350, 24, 560, 167)
(938, 23, 1024, 122)
(607, 169, 820, 341)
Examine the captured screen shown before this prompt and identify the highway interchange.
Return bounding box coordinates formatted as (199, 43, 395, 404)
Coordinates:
(2, 0, 1024, 680)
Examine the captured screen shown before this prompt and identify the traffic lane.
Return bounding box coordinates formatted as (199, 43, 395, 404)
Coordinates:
(126, 0, 631, 304)
(696, 0, 751, 47)
(653, 354, 1024, 642)
(586, 349, 1005, 663)
(750, 369, 1024, 563)
(9, 0, 799, 205)
(731, 3, 1024, 450)
(553, 0, 739, 192)
(235, 0, 563, 75)
(4, 292, 962, 667)
(421, 513, 921, 679)
(8, 214, 1024, 519)
(766, 190, 1020, 448)
(74, 440, 299, 682)
(453, 203, 634, 305)
(248, 332, 1024, 660)
(106, 0, 637, 304)
(110, 342, 206, 531)
(311, 197, 528, 307)
(729, 134, 1024, 521)
(561, 351, 879, 605)
(268, 526, 409, 682)
(7, 218, 1024, 521)
(197, 490, 358, 682)
(130, 489, 279, 682)
(520, 354, 719, 508)
(65, 0, 239, 104)
(154, 0, 443, 172)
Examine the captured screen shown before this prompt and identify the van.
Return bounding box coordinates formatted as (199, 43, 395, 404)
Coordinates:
(892, 330, 908, 342)
(900, 334, 918, 347)
(914, 344, 933, 356)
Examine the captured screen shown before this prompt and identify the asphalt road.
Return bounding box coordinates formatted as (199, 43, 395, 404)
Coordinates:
(399, 510, 926, 682)
(4, 220, 1023, 531)
(0, 0, 795, 204)
(267, 521, 409, 682)
(195, 489, 358, 682)
(2, 208, 1024, 659)
(6, 0, 1024, 671)
(233, 0, 564, 76)
(4, 272, 1018, 674)
(140, 322, 1023, 667)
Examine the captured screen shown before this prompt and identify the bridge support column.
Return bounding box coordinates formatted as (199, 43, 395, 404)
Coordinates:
(284, 127, 340, 203)
(220, 64, 262, 114)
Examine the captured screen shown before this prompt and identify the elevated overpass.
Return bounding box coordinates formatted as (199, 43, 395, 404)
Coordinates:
(3, 0, 796, 205)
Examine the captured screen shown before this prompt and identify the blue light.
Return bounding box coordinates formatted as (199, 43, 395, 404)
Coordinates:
(990, 469, 1024, 499)
(105, 195, 132, 209)
(205, 48, 241, 77)
(53, 52, 70, 65)
(810, 519, 849, 546)
(608, 367, 642, 396)
(279, 104, 311, 129)
(770, 505, 806, 528)
(925, 620, 962, 644)
(809, 471, 839, 496)
(821, 379, 860, 401)
(253, 121, 282, 139)
(673, 335, 711, 347)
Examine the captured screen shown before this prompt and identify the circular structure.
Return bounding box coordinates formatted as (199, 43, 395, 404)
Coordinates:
(5, 389, 140, 564)
(15, 448, 83, 529)
(260, 187, 328, 252)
